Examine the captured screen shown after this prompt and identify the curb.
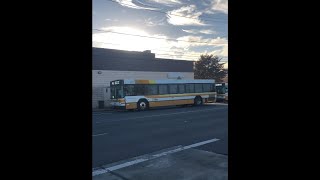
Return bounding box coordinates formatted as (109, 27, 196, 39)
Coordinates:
(92, 108, 114, 112)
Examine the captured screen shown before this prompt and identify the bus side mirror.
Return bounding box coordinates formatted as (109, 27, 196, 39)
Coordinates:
(106, 88, 108, 93)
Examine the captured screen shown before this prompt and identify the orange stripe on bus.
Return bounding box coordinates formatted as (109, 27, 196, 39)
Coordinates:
(135, 80, 150, 84)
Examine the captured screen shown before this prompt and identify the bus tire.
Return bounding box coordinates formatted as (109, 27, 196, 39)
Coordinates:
(137, 99, 149, 111)
(194, 96, 203, 106)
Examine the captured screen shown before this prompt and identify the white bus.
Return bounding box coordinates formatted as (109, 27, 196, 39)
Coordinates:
(110, 79, 217, 110)
(216, 83, 228, 102)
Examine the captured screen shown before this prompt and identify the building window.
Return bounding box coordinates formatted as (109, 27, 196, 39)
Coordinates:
(186, 84, 195, 93)
(169, 84, 178, 94)
(159, 84, 168, 94)
(178, 84, 185, 94)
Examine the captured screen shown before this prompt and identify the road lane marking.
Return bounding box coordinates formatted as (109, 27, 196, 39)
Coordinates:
(92, 133, 109, 137)
(95, 107, 227, 124)
(92, 138, 219, 176)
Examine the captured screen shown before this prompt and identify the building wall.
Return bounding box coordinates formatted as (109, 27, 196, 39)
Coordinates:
(93, 48, 194, 72)
(92, 70, 194, 109)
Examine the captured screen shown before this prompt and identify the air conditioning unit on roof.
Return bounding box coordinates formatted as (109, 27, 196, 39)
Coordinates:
(167, 72, 184, 79)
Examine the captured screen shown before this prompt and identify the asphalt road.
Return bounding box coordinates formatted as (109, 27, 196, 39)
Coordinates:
(92, 103, 228, 168)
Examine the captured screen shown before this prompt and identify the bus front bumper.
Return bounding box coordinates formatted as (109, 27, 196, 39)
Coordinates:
(110, 102, 126, 109)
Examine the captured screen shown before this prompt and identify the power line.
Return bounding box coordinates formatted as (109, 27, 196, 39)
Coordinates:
(103, 0, 227, 24)
(92, 29, 228, 45)
(93, 41, 201, 54)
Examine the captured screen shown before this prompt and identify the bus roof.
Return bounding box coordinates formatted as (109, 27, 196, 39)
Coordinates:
(122, 79, 215, 84)
(215, 82, 228, 86)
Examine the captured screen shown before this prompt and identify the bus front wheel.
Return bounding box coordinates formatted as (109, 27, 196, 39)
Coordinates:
(137, 99, 149, 111)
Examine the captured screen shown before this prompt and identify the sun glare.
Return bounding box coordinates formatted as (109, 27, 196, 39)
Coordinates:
(93, 27, 165, 52)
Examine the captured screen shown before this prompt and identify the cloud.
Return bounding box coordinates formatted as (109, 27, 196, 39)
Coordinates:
(92, 26, 227, 62)
(144, 17, 167, 26)
(205, 0, 228, 14)
(105, 18, 119, 22)
(223, 63, 228, 69)
(93, 26, 170, 52)
(157, 36, 228, 61)
(208, 45, 228, 57)
(182, 29, 216, 35)
(174, 36, 228, 47)
(167, 5, 207, 26)
(114, 0, 159, 10)
(145, 0, 182, 6)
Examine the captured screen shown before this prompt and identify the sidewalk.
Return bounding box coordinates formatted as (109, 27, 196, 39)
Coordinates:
(93, 148, 228, 180)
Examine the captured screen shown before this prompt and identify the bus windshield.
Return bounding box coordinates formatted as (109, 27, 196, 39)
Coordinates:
(216, 85, 226, 94)
(111, 85, 124, 99)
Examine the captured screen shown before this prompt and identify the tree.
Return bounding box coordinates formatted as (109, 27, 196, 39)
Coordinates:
(194, 54, 228, 82)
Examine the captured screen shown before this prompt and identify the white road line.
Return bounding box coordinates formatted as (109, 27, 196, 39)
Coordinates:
(183, 139, 218, 149)
(96, 107, 227, 124)
(92, 133, 109, 137)
(92, 138, 219, 176)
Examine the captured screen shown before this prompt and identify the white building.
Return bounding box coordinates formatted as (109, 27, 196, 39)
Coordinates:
(92, 48, 195, 109)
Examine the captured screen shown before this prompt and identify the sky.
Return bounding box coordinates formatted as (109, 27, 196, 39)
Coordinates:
(93, 0, 228, 68)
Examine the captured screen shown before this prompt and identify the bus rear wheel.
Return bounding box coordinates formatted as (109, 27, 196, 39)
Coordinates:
(194, 96, 203, 106)
(137, 99, 149, 111)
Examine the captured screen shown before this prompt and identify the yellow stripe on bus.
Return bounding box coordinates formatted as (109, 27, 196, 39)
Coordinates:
(125, 103, 137, 109)
(149, 99, 194, 107)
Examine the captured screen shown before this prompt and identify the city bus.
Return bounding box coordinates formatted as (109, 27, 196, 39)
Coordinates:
(216, 83, 228, 102)
(110, 79, 217, 110)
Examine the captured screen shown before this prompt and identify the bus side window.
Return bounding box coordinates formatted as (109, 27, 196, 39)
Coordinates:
(125, 85, 135, 96)
(178, 84, 185, 94)
(146, 85, 158, 95)
(195, 84, 202, 93)
(186, 84, 195, 93)
(135, 85, 145, 95)
(159, 84, 168, 94)
(169, 84, 178, 94)
(203, 84, 211, 92)
(211, 84, 216, 92)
